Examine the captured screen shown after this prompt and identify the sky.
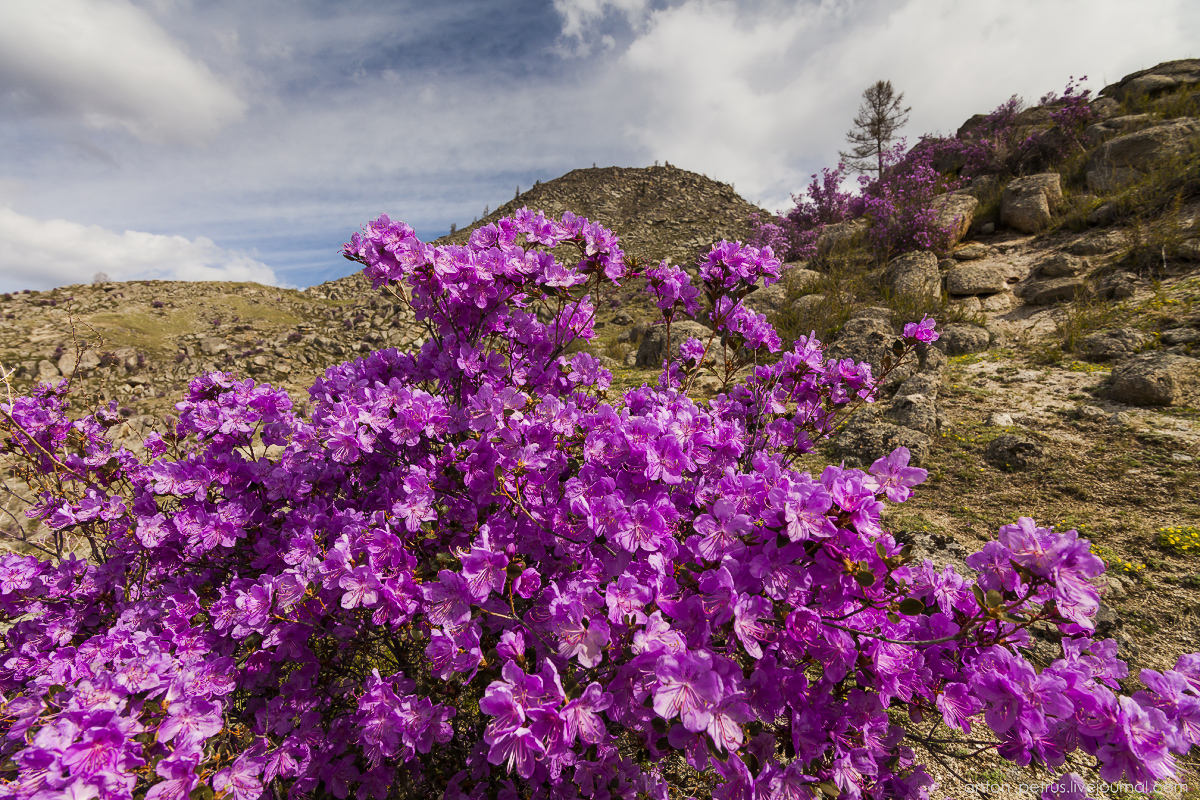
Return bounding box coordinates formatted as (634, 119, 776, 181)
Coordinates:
(0, 0, 1196, 292)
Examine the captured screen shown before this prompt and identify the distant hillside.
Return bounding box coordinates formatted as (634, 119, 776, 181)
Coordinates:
(315, 164, 766, 300)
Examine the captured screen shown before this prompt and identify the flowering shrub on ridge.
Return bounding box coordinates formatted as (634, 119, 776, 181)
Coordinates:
(0, 209, 1196, 800)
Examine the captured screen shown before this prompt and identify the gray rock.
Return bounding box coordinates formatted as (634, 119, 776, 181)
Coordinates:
(980, 291, 1016, 312)
(1086, 118, 1200, 192)
(987, 412, 1014, 427)
(1162, 328, 1200, 345)
(894, 372, 941, 400)
(930, 192, 978, 247)
(980, 222, 996, 235)
(934, 323, 990, 356)
(826, 316, 894, 365)
(1000, 173, 1062, 233)
(983, 434, 1044, 471)
(962, 174, 1000, 199)
(789, 268, 822, 289)
(1096, 271, 1140, 300)
(37, 360, 61, 382)
(1070, 231, 1125, 255)
(1086, 203, 1120, 227)
(1038, 253, 1088, 278)
(1090, 97, 1120, 119)
(1084, 114, 1154, 146)
(1101, 59, 1200, 102)
(789, 294, 827, 316)
(816, 218, 869, 256)
(1108, 351, 1200, 406)
(1076, 405, 1108, 420)
(886, 251, 940, 302)
(635, 320, 714, 368)
(743, 282, 789, 314)
(825, 316, 917, 395)
(1080, 329, 1149, 362)
(1022, 277, 1086, 305)
(945, 264, 1008, 295)
(951, 242, 991, 261)
(885, 393, 939, 435)
(200, 337, 228, 356)
(831, 416, 933, 468)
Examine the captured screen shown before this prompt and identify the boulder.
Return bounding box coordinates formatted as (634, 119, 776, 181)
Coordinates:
(1100, 59, 1200, 102)
(816, 218, 869, 256)
(945, 264, 1008, 295)
(831, 416, 933, 468)
(1096, 271, 1140, 300)
(984, 434, 1044, 472)
(1037, 253, 1088, 278)
(1084, 114, 1153, 146)
(885, 393, 939, 435)
(1086, 119, 1200, 192)
(826, 316, 894, 366)
(894, 372, 941, 401)
(930, 192, 978, 247)
(980, 291, 1016, 312)
(1108, 352, 1200, 406)
(743, 282, 789, 314)
(1162, 328, 1200, 345)
(789, 269, 822, 290)
(886, 251, 940, 303)
(961, 174, 1000, 200)
(635, 320, 714, 368)
(1080, 329, 1149, 362)
(1021, 277, 1085, 305)
(789, 294, 827, 316)
(37, 360, 60, 382)
(951, 242, 991, 261)
(934, 323, 990, 356)
(1000, 173, 1062, 233)
(1069, 231, 1125, 255)
(200, 337, 228, 356)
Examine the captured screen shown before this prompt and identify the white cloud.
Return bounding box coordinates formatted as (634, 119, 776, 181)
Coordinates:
(554, 0, 650, 54)
(607, 0, 1199, 210)
(0, 207, 280, 291)
(0, 0, 245, 144)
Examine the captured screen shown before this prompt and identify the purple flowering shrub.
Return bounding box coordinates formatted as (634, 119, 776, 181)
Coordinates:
(855, 141, 963, 260)
(1, 210, 1199, 800)
(749, 166, 862, 262)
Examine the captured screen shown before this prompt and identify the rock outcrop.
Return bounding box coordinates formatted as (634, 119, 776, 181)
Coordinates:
(1000, 173, 1062, 233)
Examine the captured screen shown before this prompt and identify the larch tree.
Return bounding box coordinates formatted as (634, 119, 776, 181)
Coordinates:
(839, 80, 911, 181)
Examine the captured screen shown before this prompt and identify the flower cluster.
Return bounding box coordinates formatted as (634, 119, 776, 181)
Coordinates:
(748, 165, 863, 262)
(0, 210, 1195, 800)
(856, 140, 964, 259)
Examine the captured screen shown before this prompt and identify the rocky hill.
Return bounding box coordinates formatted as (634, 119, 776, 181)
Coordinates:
(2, 57, 1200, 795)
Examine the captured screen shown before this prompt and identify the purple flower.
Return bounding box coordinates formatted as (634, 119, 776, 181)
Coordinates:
(485, 726, 545, 780)
(653, 651, 721, 732)
(936, 683, 981, 733)
(422, 570, 474, 628)
(157, 698, 224, 746)
(867, 447, 927, 502)
(562, 683, 613, 746)
(902, 315, 939, 343)
(692, 498, 753, 560)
